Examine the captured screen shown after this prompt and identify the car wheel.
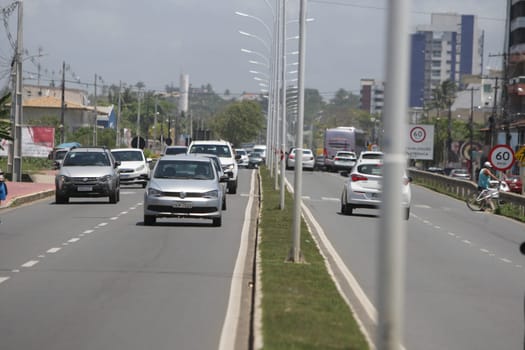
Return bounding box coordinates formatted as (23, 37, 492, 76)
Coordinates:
(109, 190, 118, 204)
(404, 207, 410, 220)
(212, 217, 222, 227)
(55, 193, 68, 204)
(228, 180, 238, 194)
(144, 215, 156, 226)
(222, 197, 227, 210)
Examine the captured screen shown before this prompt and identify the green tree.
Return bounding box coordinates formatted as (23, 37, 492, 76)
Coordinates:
(211, 100, 265, 147)
(0, 92, 13, 142)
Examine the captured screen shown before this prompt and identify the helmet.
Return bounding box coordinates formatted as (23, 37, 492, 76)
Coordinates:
(484, 161, 492, 168)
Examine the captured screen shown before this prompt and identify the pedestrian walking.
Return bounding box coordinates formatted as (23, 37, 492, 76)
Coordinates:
(0, 172, 8, 223)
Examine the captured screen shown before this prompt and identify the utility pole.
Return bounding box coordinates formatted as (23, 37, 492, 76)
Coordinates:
(92, 74, 98, 146)
(468, 86, 480, 180)
(116, 81, 122, 146)
(136, 89, 142, 148)
(60, 61, 65, 144)
(12, 0, 23, 182)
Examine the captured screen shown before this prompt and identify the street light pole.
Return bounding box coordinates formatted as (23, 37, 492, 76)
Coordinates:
(288, 0, 307, 263)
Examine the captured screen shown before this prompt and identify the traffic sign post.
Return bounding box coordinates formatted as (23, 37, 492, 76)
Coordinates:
(488, 144, 515, 171)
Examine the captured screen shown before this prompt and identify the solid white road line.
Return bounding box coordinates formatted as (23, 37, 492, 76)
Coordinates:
(218, 170, 255, 350)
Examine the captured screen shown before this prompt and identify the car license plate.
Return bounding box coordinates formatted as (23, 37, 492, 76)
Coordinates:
(77, 185, 93, 192)
(172, 201, 192, 209)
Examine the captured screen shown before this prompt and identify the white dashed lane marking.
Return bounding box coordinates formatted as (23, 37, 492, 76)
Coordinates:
(413, 214, 520, 272)
(21, 260, 39, 268)
(0, 203, 143, 287)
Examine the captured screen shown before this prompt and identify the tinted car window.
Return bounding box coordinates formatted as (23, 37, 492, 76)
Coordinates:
(358, 163, 383, 176)
(63, 151, 110, 166)
(112, 150, 144, 161)
(165, 147, 187, 155)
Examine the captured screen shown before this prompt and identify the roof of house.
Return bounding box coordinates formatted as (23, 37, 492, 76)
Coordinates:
(23, 96, 88, 110)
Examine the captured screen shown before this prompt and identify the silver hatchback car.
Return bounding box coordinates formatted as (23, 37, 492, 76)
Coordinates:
(143, 155, 229, 226)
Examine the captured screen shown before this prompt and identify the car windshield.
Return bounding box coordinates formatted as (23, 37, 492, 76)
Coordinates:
(111, 150, 143, 162)
(154, 160, 214, 180)
(357, 163, 383, 176)
(189, 144, 232, 157)
(63, 152, 110, 166)
(55, 150, 68, 160)
(236, 150, 247, 155)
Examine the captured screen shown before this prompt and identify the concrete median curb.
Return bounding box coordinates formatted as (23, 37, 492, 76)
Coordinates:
(6, 189, 55, 208)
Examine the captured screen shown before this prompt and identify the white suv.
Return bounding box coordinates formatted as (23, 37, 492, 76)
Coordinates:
(188, 140, 239, 194)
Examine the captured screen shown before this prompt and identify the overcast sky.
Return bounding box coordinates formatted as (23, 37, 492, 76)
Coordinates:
(0, 0, 506, 100)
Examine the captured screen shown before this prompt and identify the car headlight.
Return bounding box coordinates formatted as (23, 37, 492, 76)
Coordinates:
(203, 190, 218, 198)
(57, 175, 71, 183)
(148, 187, 163, 196)
(136, 164, 145, 171)
(100, 175, 113, 182)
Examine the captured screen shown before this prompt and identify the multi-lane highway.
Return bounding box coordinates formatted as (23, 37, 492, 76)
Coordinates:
(0, 169, 258, 350)
(1, 166, 524, 349)
(287, 169, 525, 350)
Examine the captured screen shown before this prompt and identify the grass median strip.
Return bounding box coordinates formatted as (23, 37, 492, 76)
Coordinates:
(258, 167, 369, 350)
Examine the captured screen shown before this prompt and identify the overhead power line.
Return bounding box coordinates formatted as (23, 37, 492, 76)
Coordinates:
(309, 0, 505, 22)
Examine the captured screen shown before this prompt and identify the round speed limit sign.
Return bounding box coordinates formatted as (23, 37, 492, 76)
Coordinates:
(488, 144, 515, 171)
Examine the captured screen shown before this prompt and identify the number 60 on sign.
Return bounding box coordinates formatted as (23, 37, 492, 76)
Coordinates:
(488, 144, 515, 171)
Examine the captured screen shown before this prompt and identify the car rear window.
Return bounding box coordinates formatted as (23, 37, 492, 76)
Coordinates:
(358, 163, 382, 176)
(165, 147, 187, 155)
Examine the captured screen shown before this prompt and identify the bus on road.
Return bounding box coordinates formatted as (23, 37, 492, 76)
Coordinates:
(323, 126, 367, 171)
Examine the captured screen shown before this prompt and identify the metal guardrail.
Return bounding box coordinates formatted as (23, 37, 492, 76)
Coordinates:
(408, 169, 525, 219)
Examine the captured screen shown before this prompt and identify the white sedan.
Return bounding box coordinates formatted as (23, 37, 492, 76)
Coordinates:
(340, 159, 412, 220)
(286, 148, 315, 171)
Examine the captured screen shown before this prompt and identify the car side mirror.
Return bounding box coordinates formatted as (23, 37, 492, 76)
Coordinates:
(54, 161, 61, 169)
(520, 242, 525, 255)
(114, 160, 121, 168)
(220, 174, 229, 182)
(235, 154, 241, 160)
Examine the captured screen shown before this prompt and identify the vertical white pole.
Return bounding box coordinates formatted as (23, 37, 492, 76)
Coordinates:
(377, 0, 411, 348)
(288, 0, 307, 263)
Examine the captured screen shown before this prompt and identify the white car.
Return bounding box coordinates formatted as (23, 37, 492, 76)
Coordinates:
(111, 148, 152, 188)
(340, 159, 412, 220)
(286, 148, 315, 171)
(333, 151, 357, 171)
(235, 148, 250, 167)
(188, 140, 239, 194)
(356, 151, 384, 163)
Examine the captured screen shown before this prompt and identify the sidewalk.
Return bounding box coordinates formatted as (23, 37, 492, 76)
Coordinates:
(3, 170, 56, 208)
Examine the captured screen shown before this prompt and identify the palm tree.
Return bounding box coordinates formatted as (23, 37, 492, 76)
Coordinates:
(0, 92, 13, 144)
